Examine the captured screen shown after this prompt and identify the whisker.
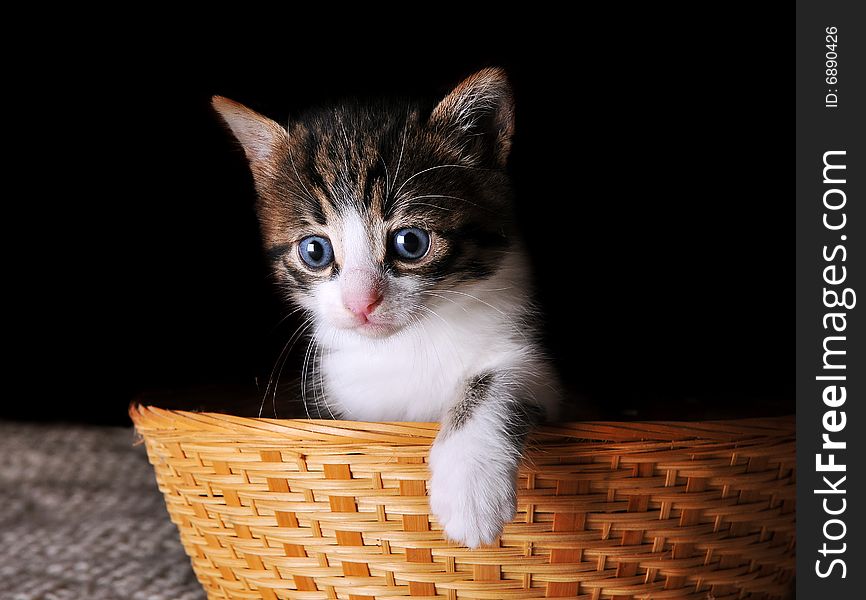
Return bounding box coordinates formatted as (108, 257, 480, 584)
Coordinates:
(337, 112, 352, 168)
(287, 145, 317, 205)
(378, 155, 390, 201)
(271, 305, 307, 332)
(426, 289, 508, 318)
(392, 164, 477, 201)
(310, 337, 326, 419)
(316, 329, 338, 420)
(395, 202, 455, 212)
(425, 288, 530, 342)
(390, 104, 411, 201)
(410, 310, 450, 388)
(389, 193, 491, 215)
(261, 317, 314, 418)
(299, 333, 318, 420)
(417, 304, 465, 374)
(422, 291, 469, 314)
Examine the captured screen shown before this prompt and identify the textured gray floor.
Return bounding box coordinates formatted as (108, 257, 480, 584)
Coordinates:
(0, 421, 205, 600)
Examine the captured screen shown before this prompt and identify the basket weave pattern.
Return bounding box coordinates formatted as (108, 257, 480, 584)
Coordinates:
(131, 407, 795, 600)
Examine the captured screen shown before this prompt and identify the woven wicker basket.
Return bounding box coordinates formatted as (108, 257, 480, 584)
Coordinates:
(130, 406, 795, 600)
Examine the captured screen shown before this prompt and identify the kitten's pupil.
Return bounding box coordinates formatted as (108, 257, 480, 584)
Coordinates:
(298, 236, 333, 269)
(393, 227, 430, 260)
(306, 241, 324, 261)
(398, 233, 419, 254)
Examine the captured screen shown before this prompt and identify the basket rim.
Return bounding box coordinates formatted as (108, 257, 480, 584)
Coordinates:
(130, 403, 793, 445)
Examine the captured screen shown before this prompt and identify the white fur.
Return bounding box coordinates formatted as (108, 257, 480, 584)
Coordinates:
(429, 409, 520, 548)
(298, 209, 558, 547)
(337, 209, 378, 272)
(315, 252, 557, 422)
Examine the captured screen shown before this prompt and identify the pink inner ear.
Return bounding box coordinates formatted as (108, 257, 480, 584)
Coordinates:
(340, 269, 384, 319)
(211, 96, 286, 163)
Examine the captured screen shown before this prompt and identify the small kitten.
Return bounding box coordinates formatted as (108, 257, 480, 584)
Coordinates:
(213, 68, 560, 548)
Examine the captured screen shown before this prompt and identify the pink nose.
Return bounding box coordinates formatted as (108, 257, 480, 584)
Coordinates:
(343, 291, 382, 319)
(341, 269, 384, 320)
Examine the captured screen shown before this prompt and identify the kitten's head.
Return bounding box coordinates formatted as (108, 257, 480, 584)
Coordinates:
(213, 68, 516, 339)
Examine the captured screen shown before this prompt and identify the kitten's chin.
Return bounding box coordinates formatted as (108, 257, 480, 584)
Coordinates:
(349, 320, 402, 339)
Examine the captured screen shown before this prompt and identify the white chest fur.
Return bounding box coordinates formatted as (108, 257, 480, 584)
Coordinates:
(315, 255, 553, 421)
(319, 298, 519, 421)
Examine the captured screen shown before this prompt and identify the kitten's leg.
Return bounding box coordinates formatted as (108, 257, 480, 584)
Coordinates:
(428, 371, 543, 548)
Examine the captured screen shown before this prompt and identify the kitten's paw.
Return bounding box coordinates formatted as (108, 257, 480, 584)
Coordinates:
(428, 435, 517, 548)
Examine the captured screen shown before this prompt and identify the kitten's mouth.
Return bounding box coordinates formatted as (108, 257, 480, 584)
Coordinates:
(331, 308, 401, 338)
(353, 319, 399, 338)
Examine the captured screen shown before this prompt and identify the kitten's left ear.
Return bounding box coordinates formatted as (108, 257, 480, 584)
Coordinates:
(429, 67, 515, 167)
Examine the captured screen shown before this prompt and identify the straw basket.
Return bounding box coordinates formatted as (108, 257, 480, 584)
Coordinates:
(130, 406, 795, 600)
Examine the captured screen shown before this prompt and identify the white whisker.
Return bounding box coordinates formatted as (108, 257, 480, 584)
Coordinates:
(389, 193, 490, 215)
(299, 333, 317, 420)
(379, 155, 390, 201)
(424, 288, 530, 342)
(392, 164, 476, 201)
(287, 145, 317, 205)
(390, 104, 411, 201)
(261, 317, 314, 418)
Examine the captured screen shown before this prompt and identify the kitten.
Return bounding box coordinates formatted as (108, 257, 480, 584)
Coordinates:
(213, 68, 560, 548)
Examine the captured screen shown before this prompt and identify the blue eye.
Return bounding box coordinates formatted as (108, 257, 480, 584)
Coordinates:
(392, 227, 430, 260)
(298, 236, 334, 269)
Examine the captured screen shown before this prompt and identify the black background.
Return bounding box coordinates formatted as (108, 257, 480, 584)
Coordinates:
(5, 18, 791, 425)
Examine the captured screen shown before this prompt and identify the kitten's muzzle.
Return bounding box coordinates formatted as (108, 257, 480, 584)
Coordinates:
(340, 269, 384, 323)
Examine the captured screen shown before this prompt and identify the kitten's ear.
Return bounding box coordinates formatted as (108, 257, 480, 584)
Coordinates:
(429, 68, 515, 167)
(211, 96, 287, 164)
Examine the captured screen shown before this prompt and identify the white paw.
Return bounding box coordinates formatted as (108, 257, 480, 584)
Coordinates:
(428, 432, 518, 548)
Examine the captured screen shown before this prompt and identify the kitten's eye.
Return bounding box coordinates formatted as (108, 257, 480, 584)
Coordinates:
(298, 236, 334, 270)
(392, 227, 430, 261)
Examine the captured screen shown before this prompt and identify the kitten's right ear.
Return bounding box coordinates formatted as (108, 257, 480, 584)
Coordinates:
(428, 68, 515, 167)
(211, 96, 287, 164)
